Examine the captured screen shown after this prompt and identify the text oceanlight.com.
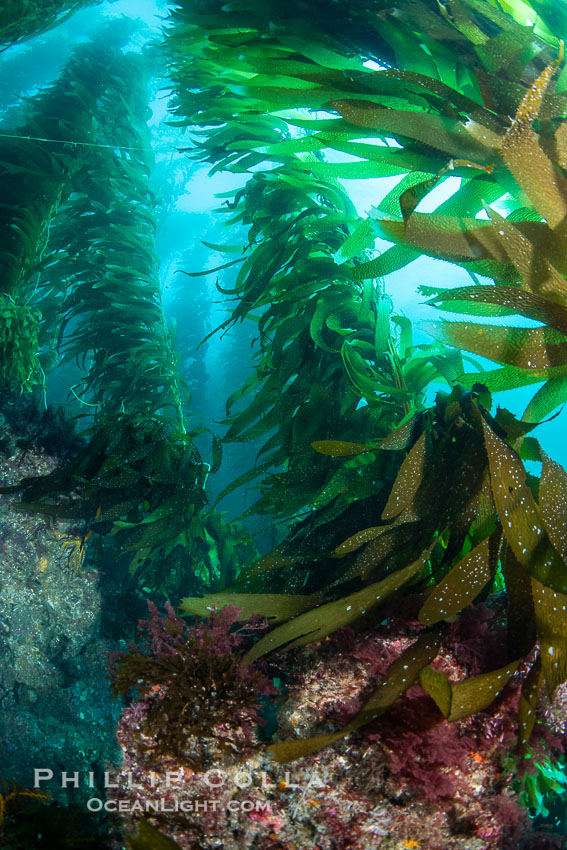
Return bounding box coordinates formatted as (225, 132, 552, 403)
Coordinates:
(86, 798, 274, 813)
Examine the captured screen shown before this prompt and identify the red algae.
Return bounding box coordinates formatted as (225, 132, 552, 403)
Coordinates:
(112, 604, 566, 850)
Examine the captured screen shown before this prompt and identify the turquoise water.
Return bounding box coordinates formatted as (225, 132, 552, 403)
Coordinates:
(1, 2, 567, 848)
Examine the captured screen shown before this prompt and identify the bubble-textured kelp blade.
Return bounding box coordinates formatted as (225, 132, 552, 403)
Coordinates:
(242, 559, 424, 665)
(483, 209, 567, 304)
(420, 659, 521, 722)
(482, 418, 567, 592)
(350, 523, 424, 582)
(372, 214, 514, 267)
(426, 285, 567, 333)
(377, 415, 417, 450)
(531, 578, 567, 696)
(269, 628, 444, 763)
(237, 547, 298, 581)
(418, 534, 497, 625)
(331, 101, 490, 162)
(422, 320, 567, 370)
(353, 627, 445, 725)
(382, 431, 427, 520)
(539, 451, 567, 561)
(333, 526, 385, 557)
(518, 655, 544, 747)
(333, 218, 376, 263)
(502, 58, 567, 230)
(179, 593, 319, 624)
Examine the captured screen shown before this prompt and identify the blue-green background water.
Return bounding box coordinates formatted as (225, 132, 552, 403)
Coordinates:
(2, 0, 564, 517)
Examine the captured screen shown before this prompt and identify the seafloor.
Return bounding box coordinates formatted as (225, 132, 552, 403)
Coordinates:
(0, 401, 565, 849)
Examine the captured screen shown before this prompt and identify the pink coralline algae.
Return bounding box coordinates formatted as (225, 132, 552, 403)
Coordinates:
(111, 601, 566, 850)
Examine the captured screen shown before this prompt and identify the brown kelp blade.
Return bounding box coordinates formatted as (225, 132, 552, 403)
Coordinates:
(422, 320, 567, 371)
(179, 593, 320, 624)
(518, 655, 544, 747)
(269, 628, 444, 762)
(502, 50, 567, 231)
(419, 659, 522, 722)
(482, 418, 567, 592)
(382, 431, 427, 520)
(539, 451, 567, 561)
(418, 534, 498, 626)
(242, 558, 425, 665)
(531, 578, 567, 696)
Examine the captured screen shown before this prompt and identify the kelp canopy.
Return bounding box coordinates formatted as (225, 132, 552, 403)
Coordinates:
(0, 0, 567, 764)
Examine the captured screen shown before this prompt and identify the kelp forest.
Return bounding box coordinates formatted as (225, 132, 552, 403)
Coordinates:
(0, 0, 567, 848)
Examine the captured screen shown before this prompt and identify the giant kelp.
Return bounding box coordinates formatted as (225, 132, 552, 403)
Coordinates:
(34, 47, 185, 422)
(166, 0, 567, 425)
(0, 22, 254, 601)
(183, 385, 567, 760)
(0, 0, 104, 51)
(168, 0, 567, 759)
(200, 165, 467, 525)
(0, 23, 133, 391)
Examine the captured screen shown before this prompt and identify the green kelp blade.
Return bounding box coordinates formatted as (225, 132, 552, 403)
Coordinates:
(518, 655, 544, 747)
(539, 451, 567, 561)
(482, 418, 567, 593)
(382, 431, 427, 520)
(418, 534, 498, 626)
(352, 244, 422, 280)
(419, 659, 521, 722)
(311, 440, 376, 456)
(333, 218, 376, 263)
(459, 365, 546, 393)
(531, 578, 567, 696)
(523, 377, 567, 423)
(178, 255, 246, 276)
(269, 628, 444, 762)
(179, 592, 319, 624)
(520, 437, 542, 463)
(211, 433, 223, 474)
(213, 460, 273, 506)
(242, 558, 425, 666)
(200, 239, 246, 253)
(127, 819, 181, 850)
